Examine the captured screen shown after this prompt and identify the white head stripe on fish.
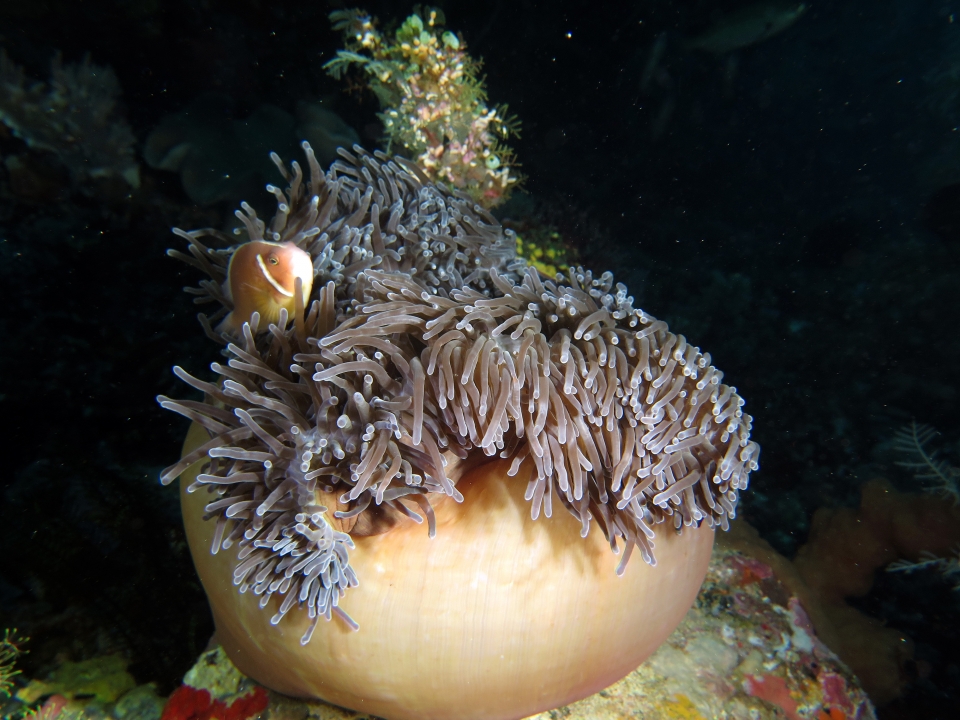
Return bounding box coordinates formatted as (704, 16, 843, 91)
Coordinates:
(256, 253, 295, 297)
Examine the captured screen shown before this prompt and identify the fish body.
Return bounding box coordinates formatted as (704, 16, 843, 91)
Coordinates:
(686, 2, 807, 54)
(221, 240, 314, 333)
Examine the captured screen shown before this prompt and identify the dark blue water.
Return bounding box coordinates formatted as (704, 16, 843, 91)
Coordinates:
(1, 2, 958, 717)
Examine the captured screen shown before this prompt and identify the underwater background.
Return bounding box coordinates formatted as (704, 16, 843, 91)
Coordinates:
(1, 1, 959, 718)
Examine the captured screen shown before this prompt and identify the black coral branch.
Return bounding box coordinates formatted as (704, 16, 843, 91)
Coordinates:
(893, 420, 960, 505)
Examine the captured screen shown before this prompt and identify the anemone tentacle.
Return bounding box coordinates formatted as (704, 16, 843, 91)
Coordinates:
(160, 143, 758, 636)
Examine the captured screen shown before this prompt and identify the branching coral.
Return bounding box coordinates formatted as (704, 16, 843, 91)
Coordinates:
(887, 549, 960, 590)
(885, 421, 960, 589)
(325, 8, 520, 208)
(0, 50, 139, 193)
(892, 420, 960, 504)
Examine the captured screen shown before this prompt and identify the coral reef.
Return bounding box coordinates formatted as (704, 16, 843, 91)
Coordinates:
(16, 655, 135, 705)
(0, 50, 138, 194)
(525, 546, 874, 719)
(160, 686, 267, 720)
(159, 648, 267, 720)
(724, 483, 960, 706)
(159, 649, 293, 720)
(6, 654, 164, 720)
(161, 546, 875, 720)
(325, 8, 520, 208)
(3, 0, 960, 714)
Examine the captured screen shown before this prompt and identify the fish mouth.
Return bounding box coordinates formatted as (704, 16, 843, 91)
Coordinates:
(256, 253, 295, 298)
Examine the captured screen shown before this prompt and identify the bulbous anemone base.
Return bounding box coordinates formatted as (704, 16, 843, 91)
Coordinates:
(179, 423, 714, 720)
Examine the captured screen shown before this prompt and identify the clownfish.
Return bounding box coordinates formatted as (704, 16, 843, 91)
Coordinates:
(219, 240, 314, 334)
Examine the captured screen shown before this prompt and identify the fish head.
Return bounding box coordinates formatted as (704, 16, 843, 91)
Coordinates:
(258, 241, 315, 303)
(226, 240, 315, 330)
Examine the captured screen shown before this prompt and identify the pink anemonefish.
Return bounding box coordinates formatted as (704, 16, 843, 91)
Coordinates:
(219, 240, 314, 334)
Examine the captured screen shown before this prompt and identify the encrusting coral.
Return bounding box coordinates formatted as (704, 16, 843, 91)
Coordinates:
(159, 647, 268, 720)
(159, 142, 758, 718)
(0, 50, 139, 193)
(325, 8, 520, 208)
(8, 653, 166, 720)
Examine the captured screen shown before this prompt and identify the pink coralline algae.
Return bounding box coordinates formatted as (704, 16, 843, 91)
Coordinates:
(35, 694, 69, 720)
(160, 685, 268, 720)
(743, 675, 802, 720)
(503, 542, 878, 719)
(688, 546, 876, 720)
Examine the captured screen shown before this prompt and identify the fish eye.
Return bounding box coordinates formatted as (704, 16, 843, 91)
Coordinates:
(268, 254, 279, 265)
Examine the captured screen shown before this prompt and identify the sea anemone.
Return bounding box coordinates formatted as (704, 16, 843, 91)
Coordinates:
(160, 143, 759, 720)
